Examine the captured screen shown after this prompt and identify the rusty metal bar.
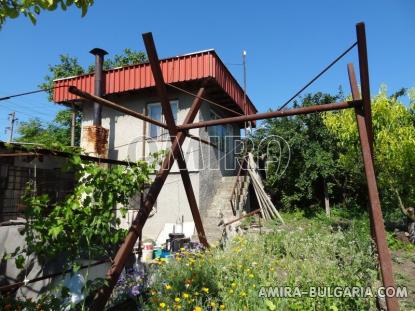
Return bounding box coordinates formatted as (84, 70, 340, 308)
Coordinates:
(68, 86, 213, 147)
(348, 63, 376, 243)
(348, 64, 399, 311)
(69, 86, 168, 128)
(178, 100, 360, 131)
(0, 142, 142, 167)
(0, 259, 109, 294)
(224, 208, 261, 226)
(356, 22, 374, 154)
(90, 48, 108, 127)
(143, 32, 208, 247)
(91, 86, 207, 310)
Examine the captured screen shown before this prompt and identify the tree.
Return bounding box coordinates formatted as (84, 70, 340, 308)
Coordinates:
(323, 85, 415, 225)
(17, 49, 147, 146)
(251, 92, 350, 214)
(0, 0, 94, 28)
(17, 109, 81, 146)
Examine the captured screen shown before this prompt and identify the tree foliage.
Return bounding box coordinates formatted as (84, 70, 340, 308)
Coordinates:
(251, 92, 349, 213)
(323, 86, 415, 223)
(19, 153, 155, 267)
(0, 0, 94, 28)
(17, 50, 147, 146)
(17, 109, 82, 146)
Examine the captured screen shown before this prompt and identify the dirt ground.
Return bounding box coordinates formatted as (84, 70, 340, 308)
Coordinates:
(392, 249, 415, 310)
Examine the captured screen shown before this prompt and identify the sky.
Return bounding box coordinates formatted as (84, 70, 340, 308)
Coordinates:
(0, 0, 414, 141)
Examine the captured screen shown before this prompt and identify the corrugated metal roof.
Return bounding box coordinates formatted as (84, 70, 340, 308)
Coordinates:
(53, 50, 257, 115)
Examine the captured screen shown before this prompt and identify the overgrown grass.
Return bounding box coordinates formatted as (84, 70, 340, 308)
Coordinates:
(141, 210, 379, 311)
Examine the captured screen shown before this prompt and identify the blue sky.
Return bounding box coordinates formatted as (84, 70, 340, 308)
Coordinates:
(0, 0, 414, 141)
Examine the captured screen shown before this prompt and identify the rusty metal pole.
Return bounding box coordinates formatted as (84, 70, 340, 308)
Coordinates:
(143, 32, 209, 247)
(91, 87, 206, 310)
(90, 48, 108, 126)
(356, 22, 374, 154)
(177, 100, 359, 130)
(68, 86, 213, 148)
(348, 63, 399, 311)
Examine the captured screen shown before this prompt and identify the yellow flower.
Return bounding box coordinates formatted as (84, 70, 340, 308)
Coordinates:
(210, 302, 216, 307)
(174, 297, 181, 303)
(229, 289, 234, 294)
(248, 273, 254, 278)
(220, 305, 225, 310)
(201, 287, 209, 293)
(193, 307, 202, 311)
(253, 284, 256, 288)
(159, 302, 166, 308)
(231, 282, 236, 288)
(183, 293, 190, 299)
(165, 284, 172, 290)
(240, 291, 246, 297)
(180, 247, 185, 251)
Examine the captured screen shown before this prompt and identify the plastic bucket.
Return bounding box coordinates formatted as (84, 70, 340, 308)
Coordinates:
(142, 249, 153, 263)
(143, 242, 154, 251)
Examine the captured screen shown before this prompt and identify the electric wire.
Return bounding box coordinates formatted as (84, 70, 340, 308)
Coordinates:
(166, 83, 245, 116)
(277, 42, 357, 111)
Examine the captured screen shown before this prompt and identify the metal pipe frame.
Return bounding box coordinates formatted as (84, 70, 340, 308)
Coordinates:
(349, 64, 399, 310)
(177, 100, 360, 131)
(88, 23, 397, 310)
(90, 85, 208, 311)
(68, 86, 214, 148)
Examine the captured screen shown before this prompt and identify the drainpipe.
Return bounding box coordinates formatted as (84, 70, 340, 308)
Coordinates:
(90, 48, 108, 126)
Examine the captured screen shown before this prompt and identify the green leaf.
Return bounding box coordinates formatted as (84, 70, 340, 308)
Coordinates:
(28, 12, 37, 24)
(15, 255, 26, 269)
(265, 299, 276, 310)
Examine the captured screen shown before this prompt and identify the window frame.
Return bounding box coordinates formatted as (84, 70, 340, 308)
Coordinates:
(147, 100, 179, 141)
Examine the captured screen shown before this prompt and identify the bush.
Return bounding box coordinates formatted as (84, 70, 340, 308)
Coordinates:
(140, 211, 378, 311)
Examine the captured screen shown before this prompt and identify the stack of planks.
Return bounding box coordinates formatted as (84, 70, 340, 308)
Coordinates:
(246, 153, 284, 223)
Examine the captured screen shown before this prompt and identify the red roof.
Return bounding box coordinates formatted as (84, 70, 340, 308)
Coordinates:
(53, 50, 257, 116)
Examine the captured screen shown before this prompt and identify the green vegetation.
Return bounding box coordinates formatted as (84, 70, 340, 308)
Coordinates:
(252, 86, 415, 228)
(17, 49, 147, 146)
(0, 0, 94, 28)
(140, 211, 378, 311)
(324, 86, 415, 226)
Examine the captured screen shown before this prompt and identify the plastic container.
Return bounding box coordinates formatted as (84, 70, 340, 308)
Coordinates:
(142, 249, 153, 263)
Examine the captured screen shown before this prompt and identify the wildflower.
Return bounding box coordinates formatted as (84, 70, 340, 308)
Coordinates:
(231, 282, 236, 288)
(210, 302, 216, 307)
(165, 284, 172, 290)
(248, 273, 254, 278)
(160, 302, 166, 308)
(240, 291, 246, 297)
(229, 289, 234, 294)
(220, 305, 225, 310)
(201, 287, 209, 293)
(130, 285, 141, 296)
(180, 247, 185, 251)
(183, 293, 190, 299)
(193, 307, 202, 311)
(174, 297, 181, 303)
(253, 284, 256, 288)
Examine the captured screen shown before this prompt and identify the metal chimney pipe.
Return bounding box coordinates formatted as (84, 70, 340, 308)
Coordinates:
(89, 48, 108, 126)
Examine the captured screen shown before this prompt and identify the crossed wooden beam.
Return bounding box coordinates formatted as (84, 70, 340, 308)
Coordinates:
(68, 23, 399, 311)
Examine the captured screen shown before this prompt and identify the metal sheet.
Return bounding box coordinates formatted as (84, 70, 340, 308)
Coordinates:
(53, 51, 256, 116)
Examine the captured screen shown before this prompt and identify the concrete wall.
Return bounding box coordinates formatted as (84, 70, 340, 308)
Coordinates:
(80, 90, 240, 241)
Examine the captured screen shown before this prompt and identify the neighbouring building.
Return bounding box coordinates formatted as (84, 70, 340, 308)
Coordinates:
(53, 49, 257, 241)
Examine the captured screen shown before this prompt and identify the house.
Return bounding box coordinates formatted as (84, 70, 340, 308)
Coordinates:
(53, 49, 257, 242)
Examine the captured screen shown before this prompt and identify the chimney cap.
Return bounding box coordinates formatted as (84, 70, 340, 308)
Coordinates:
(89, 48, 108, 56)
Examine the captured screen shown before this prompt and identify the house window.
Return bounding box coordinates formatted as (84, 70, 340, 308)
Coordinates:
(148, 101, 178, 139)
(208, 110, 227, 151)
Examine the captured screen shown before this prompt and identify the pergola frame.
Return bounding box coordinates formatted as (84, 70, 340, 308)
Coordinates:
(67, 23, 398, 311)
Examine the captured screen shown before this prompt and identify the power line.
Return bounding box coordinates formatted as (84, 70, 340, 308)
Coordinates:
(0, 85, 71, 102)
(277, 41, 357, 111)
